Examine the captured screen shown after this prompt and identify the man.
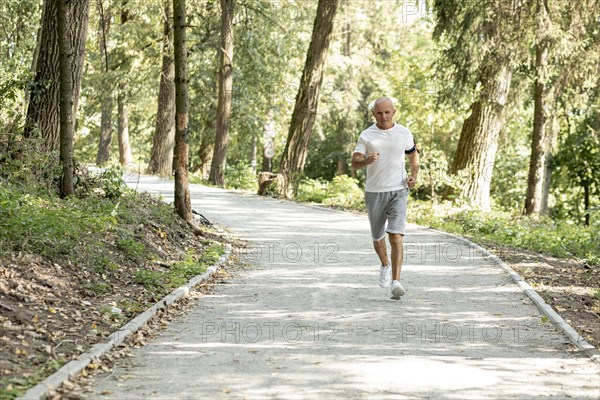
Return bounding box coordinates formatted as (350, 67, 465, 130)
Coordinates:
(351, 97, 419, 300)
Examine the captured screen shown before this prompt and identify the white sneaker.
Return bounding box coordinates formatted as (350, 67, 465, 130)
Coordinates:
(379, 264, 391, 288)
(391, 280, 405, 300)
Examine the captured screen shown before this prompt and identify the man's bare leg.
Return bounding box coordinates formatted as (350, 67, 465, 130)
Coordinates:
(389, 233, 404, 281)
(373, 238, 389, 267)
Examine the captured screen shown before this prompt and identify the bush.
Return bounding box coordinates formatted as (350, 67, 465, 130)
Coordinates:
(225, 162, 258, 192)
(409, 200, 600, 266)
(322, 175, 365, 210)
(296, 178, 328, 203)
(297, 175, 364, 211)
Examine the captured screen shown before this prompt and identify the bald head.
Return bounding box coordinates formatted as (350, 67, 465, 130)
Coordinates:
(373, 97, 395, 110)
(371, 97, 396, 130)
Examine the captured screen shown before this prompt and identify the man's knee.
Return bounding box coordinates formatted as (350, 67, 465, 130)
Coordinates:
(373, 237, 386, 247)
(389, 233, 404, 245)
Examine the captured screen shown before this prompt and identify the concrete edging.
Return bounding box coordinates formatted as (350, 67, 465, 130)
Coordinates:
(19, 245, 232, 400)
(428, 227, 600, 365)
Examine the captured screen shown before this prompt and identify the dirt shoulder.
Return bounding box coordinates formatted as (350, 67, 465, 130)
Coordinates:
(476, 239, 600, 350)
(0, 193, 231, 399)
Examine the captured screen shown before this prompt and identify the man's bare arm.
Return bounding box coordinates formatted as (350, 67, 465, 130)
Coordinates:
(406, 151, 420, 188)
(351, 152, 379, 170)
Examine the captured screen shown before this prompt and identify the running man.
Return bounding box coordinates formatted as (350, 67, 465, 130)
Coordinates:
(351, 97, 419, 300)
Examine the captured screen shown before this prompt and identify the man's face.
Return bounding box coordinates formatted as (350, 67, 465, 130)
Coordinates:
(372, 101, 395, 130)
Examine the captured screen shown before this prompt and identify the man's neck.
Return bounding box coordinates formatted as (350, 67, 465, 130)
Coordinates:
(376, 122, 394, 130)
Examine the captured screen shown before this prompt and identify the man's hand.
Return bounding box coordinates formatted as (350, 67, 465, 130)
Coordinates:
(366, 152, 379, 164)
(351, 152, 379, 170)
(406, 175, 417, 189)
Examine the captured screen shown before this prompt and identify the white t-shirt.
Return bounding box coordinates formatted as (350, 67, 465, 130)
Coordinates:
(353, 123, 416, 193)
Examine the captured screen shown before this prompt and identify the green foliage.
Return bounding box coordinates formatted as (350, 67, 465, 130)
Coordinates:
(225, 162, 258, 192)
(296, 178, 329, 203)
(409, 201, 600, 266)
(116, 234, 146, 260)
(134, 243, 223, 290)
(0, 138, 61, 190)
(0, 186, 114, 257)
(94, 164, 129, 199)
(84, 282, 111, 294)
(0, 0, 40, 136)
(133, 269, 164, 289)
(322, 175, 365, 210)
(297, 175, 364, 210)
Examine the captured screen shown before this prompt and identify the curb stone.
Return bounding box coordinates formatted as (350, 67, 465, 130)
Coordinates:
(429, 228, 600, 365)
(18, 244, 232, 400)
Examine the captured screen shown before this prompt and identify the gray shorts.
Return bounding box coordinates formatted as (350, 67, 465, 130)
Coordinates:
(365, 188, 409, 241)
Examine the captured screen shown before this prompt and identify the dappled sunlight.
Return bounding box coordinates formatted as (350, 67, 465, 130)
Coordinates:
(83, 177, 599, 399)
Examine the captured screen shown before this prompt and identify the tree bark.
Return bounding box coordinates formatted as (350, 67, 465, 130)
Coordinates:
(198, 128, 214, 179)
(95, 1, 113, 166)
(449, 65, 512, 210)
(58, 0, 74, 197)
(208, 0, 236, 186)
(278, 0, 341, 197)
(24, 0, 90, 151)
(525, 0, 555, 215)
(173, 0, 192, 222)
(117, 1, 132, 166)
(147, 0, 176, 177)
(96, 94, 113, 165)
(117, 87, 132, 165)
(540, 114, 559, 214)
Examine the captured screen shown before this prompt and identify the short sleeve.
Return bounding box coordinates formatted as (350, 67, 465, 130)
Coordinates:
(353, 134, 367, 155)
(404, 130, 417, 154)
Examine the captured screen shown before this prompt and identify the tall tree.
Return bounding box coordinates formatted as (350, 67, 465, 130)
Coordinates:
(208, 0, 236, 186)
(57, 0, 74, 197)
(434, 0, 530, 210)
(524, 0, 556, 215)
(278, 0, 341, 197)
(147, 0, 176, 176)
(23, 0, 90, 151)
(449, 65, 513, 210)
(95, 0, 113, 165)
(117, 0, 132, 165)
(173, 0, 192, 221)
(117, 86, 132, 165)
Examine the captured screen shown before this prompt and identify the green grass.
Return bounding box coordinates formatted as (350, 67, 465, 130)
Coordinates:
(0, 359, 65, 400)
(133, 244, 225, 290)
(409, 201, 600, 266)
(0, 186, 114, 257)
(84, 282, 111, 294)
(289, 176, 599, 266)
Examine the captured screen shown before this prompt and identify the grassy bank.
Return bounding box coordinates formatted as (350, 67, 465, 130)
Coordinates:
(0, 179, 225, 399)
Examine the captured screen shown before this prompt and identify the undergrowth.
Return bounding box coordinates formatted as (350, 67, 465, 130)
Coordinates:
(293, 175, 599, 266)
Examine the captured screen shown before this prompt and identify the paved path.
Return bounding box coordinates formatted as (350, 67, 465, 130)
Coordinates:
(84, 176, 599, 399)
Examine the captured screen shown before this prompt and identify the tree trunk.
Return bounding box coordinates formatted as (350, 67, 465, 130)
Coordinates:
(95, 1, 113, 165)
(198, 128, 214, 179)
(24, 0, 90, 151)
(278, 0, 341, 197)
(541, 114, 559, 214)
(250, 134, 257, 168)
(583, 184, 590, 226)
(147, 0, 176, 177)
(58, 0, 74, 197)
(208, 0, 236, 186)
(117, 2, 132, 166)
(173, 0, 192, 222)
(525, 0, 555, 215)
(117, 87, 132, 165)
(449, 65, 512, 210)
